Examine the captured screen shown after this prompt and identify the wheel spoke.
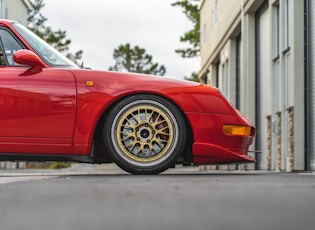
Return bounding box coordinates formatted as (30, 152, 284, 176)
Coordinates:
(145, 108, 152, 123)
(156, 125, 170, 133)
(154, 119, 167, 127)
(127, 141, 137, 151)
(115, 102, 175, 163)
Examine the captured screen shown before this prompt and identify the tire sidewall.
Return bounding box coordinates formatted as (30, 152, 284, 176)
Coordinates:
(103, 94, 187, 174)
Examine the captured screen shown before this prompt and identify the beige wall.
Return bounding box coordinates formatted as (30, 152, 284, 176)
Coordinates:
(200, 0, 267, 75)
(200, 0, 242, 70)
(200, 0, 305, 171)
(2, 0, 29, 25)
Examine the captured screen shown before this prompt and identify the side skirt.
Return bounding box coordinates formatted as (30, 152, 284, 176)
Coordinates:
(0, 154, 94, 163)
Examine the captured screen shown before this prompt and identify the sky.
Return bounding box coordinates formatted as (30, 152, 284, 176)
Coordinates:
(41, 0, 200, 79)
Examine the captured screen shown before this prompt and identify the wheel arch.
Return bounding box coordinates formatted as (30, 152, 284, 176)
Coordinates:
(91, 92, 194, 165)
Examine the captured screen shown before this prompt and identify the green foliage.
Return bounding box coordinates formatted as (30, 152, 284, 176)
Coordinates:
(25, 162, 71, 169)
(49, 162, 71, 169)
(27, 0, 83, 65)
(109, 43, 166, 76)
(27, 0, 47, 38)
(171, 0, 200, 58)
(184, 72, 199, 82)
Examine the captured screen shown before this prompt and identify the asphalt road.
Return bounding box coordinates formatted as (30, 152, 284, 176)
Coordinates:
(0, 164, 314, 230)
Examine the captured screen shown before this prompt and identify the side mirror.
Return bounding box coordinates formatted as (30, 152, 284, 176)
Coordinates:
(13, 49, 43, 73)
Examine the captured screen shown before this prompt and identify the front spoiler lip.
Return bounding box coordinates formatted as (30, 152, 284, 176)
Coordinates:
(192, 142, 255, 165)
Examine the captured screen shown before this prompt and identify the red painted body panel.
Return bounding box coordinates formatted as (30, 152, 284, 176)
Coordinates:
(71, 70, 256, 165)
(0, 67, 76, 154)
(0, 20, 256, 166)
(186, 113, 255, 164)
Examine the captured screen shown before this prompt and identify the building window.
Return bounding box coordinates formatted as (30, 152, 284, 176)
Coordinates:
(284, 53, 292, 107)
(0, 0, 2, 19)
(235, 34, 241, 109)
(214, 62, 220, 87)
(274, 3, 280, 58)
(275, 60, 281, 112)
(203, 24, 207, 45)
(273, 3, 281, 112)
(220, 63, 224, 90)
(283, 0, 290, 50)
(221, 60, 229, 100)
(213, 0, 218, 25)
(283, 0, 291, 107)
(5, 7, 8, 19)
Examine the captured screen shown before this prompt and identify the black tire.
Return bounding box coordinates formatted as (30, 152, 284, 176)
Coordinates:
(103, 94, 187, 174)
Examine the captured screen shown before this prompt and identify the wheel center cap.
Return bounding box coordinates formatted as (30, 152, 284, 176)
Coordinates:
(140, 129, 150, 138)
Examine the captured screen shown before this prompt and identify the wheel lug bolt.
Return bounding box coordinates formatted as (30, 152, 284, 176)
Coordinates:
(136, 128, 139, 131)
(137, 138, 140, 141)
(145, 123, 149, 127)
(147, 140, 150, 143)
(152, 131, 155, 134)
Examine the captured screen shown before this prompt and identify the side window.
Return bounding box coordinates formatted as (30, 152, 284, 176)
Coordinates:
(0, 30, 5, 66)
(0, 29, 24, 66)
(0, 42, 4, 66)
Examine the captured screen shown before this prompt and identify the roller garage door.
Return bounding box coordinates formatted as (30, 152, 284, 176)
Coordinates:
(256, 3, 271, 170)
(307, 0, 315, 170)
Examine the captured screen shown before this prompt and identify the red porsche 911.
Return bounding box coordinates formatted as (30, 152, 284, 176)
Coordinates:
(0, 20, 256, 174)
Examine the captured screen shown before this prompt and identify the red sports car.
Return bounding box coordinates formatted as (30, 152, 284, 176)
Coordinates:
(0, 20, 256, 174)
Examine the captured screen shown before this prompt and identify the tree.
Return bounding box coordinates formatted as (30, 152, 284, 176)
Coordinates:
(171, 0, 200, 59)
(109, 43, 166, 76)
(27, 0, 83, 65)
(184, 72, 199, 82)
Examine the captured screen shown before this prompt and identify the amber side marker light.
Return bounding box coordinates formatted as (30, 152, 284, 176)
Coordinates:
(223, 125, 251, 136)
(86, 81, 94, 87)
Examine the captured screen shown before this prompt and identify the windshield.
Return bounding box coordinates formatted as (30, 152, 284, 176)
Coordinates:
(12, 22, 78, 67)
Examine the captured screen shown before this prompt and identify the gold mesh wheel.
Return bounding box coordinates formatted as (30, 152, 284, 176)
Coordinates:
(111, 100, 179, 167)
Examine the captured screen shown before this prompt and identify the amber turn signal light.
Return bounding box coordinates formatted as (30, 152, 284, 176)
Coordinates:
(86, 81, 94, 87)
(223, 125, 251, 136)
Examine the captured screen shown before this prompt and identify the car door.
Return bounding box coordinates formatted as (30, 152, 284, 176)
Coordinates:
(0, 27, 77, 154)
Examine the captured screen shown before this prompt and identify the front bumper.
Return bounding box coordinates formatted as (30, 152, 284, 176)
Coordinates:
(192, 142, 255, 165)
(186, 112, 256, 165)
